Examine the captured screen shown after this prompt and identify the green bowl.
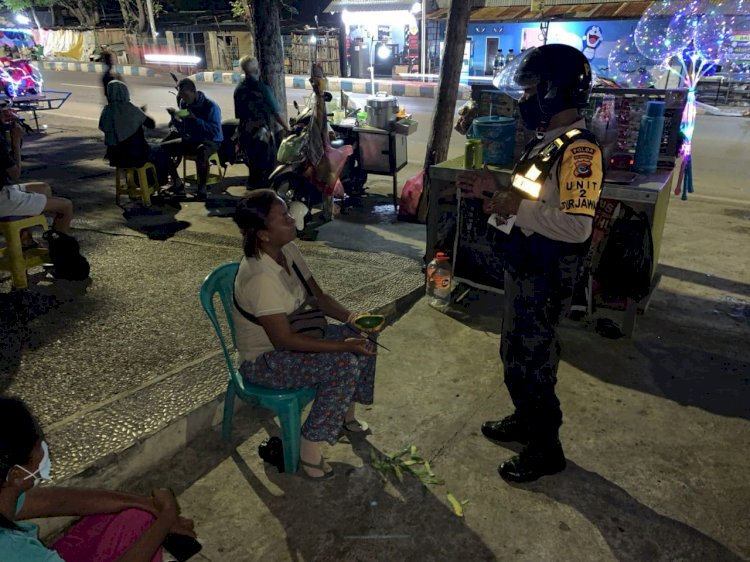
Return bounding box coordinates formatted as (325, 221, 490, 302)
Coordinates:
(354, 314, 385, 332)
(175, 109, 189, 118)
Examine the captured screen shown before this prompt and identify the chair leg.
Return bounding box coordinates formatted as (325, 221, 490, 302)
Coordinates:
(6, 229, 28, 290)
(115, 168, 122, 205)
(222, 383, 237, 442)
(138, 168, 152, 206)
(279, 398, 303, 474)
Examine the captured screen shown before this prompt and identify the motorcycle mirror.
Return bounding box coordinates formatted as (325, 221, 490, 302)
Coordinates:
(169, 72, 179, 84)
(324, 92, 333, 102)
(293, 100, 299, 110)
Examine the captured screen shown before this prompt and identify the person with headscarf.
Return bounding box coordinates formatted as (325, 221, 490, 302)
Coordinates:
(99, 80, 182, 192)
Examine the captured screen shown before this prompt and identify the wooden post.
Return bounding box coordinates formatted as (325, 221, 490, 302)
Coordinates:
(206, 31, 220, 71)
(417, 0, 472, 223)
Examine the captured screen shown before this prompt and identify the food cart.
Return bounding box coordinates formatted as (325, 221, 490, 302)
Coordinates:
(334, 92, 417, 209)
(427, 86, 688, 336)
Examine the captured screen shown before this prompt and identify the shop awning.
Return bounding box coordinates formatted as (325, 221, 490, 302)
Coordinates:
(428, 1, 654, 21)
(324, 0, 417, 12)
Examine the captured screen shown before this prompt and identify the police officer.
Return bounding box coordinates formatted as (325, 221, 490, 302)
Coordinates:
(457, 44, 604, 482)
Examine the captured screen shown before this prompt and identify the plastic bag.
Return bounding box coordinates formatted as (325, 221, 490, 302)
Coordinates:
(398, 170, 425, 222)
(305, 143, 353, 195)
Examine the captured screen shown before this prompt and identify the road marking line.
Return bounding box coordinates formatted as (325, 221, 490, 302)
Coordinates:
(60, 83, 100, 89)
(49, 112, 99, 121)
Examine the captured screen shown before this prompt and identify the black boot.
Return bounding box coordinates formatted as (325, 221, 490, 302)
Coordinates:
(481, 413, 529, 444)
(498, 440, 566, 483)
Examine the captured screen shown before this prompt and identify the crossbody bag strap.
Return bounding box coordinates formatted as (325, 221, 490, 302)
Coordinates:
(232, 270, 261, 325)
(291, 262, 315, 297)
(232, 259, 315, 325)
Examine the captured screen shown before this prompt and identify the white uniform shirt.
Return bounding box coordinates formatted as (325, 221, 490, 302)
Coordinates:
(233, 242, 313, 362)
(514, 119, 604, 243)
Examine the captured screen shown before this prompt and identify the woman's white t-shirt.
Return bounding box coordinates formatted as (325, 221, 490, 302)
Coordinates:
(233, 242, 313, 362)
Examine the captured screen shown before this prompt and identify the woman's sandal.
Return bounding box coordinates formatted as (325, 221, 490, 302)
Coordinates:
(299, 457, 335, 480)
(342, 419, 370, 434)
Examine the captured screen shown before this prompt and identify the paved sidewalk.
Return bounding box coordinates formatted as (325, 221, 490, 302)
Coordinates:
(4, 113, 749, 561)
(1, 117, 424, 490)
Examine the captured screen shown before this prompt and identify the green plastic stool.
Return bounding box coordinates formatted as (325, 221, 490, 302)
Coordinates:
(200, 262, 316, 474)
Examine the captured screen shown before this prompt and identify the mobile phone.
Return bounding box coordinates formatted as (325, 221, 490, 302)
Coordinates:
(162, 533, 202, 562)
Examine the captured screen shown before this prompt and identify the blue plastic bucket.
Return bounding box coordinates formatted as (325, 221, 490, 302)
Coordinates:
(471, 116, 516, 167)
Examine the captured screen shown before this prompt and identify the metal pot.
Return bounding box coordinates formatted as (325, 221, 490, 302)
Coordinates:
(366, 91, 398, 130)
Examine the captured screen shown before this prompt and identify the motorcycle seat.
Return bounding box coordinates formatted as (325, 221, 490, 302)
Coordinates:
(330, 139, 345, 149)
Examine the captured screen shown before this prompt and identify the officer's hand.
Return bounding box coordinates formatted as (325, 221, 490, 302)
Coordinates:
(457, 167, 497, 199)
(490, 190, 523, 216)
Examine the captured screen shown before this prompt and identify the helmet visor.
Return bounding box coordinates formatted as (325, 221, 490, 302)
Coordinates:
(492, 48, 540, 100)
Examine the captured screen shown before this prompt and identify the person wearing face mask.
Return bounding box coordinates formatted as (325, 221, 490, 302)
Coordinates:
(0, 397, 197, 561)
(456, 44, 604, 483)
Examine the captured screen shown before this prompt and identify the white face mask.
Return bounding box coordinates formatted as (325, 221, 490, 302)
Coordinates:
(13, 441, 51, 487)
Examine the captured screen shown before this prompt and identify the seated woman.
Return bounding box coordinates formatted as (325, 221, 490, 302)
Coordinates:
(98, 80, 182, 192)
(233, 189, 378, 480)
(0, 397, 196, 562)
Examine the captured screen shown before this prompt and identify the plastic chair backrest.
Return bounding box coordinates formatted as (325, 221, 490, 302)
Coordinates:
(200, 262, 242, 381)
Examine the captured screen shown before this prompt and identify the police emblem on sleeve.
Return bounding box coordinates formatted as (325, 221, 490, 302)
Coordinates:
(575, 162, 592, 178)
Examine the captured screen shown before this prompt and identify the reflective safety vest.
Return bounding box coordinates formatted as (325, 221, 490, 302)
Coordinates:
(511, 128, 601, 200)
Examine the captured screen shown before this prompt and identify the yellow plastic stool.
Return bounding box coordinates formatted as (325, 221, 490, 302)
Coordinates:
(115, 163, 160, 206)
(0, 215, 50, 290)
(182, 152, 224, 186)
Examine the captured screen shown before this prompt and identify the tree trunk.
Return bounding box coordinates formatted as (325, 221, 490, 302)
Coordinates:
(118, 0, 147, 34)
(30, 6, 42, 31)
(417, 0, 472, 222)
(253, 0, 287, 122)
(64, 0, 99, 27)
(136, 0, 147, 34)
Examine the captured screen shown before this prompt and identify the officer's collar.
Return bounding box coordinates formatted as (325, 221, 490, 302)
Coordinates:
(538, 118, 587, 145)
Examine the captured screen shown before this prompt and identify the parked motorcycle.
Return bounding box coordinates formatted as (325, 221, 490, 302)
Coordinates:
(270, 91, 367, 230)
(0, 58, 43, 98)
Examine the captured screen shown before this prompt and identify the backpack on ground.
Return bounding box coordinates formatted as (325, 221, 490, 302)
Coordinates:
(593, 205, 654, 302)
(42, 229, 90, 281)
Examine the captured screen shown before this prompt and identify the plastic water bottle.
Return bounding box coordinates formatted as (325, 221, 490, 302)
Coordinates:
(426, 252, 452, 308)
(633, 101, 665, 174)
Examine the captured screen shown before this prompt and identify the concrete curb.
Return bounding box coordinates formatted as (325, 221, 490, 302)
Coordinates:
(40, 60, 156, 77)
(191, 71, 472, 101)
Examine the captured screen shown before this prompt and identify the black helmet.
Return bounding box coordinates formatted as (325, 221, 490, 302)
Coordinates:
(493, 44, 593, 112)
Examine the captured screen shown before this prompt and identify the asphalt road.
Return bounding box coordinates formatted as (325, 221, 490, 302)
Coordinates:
(36, 69, 750, 203)
(39, 69, 466, 167)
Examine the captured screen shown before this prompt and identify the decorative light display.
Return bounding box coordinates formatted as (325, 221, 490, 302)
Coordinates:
(607, 34, 658, 88)
(633, 0, 746, 199)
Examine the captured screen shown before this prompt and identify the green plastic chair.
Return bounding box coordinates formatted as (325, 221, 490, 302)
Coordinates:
(200, 262, 317, 474)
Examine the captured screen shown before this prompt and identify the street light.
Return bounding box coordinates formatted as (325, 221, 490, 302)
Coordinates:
(15, 14, 31, 25)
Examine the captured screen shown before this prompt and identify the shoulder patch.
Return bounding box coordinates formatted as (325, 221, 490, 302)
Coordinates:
(558, 140, 604, 217)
